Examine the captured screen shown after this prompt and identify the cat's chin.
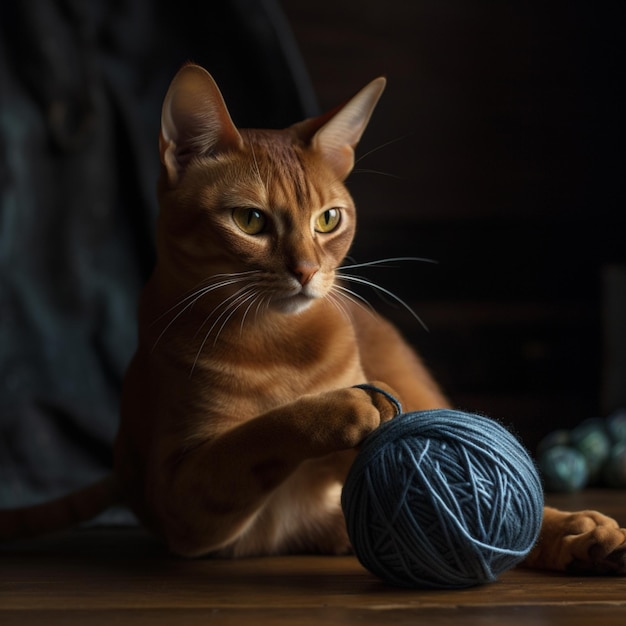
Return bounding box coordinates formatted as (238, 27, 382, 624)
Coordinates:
(271, 294, 317, 315)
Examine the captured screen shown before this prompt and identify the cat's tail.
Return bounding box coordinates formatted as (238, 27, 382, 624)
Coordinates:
(0, 474, 119, 540)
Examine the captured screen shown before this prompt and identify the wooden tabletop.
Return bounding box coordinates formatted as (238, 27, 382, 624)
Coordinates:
(1, 490, 625, 625)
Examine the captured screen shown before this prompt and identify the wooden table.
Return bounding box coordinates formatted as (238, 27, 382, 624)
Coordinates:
(1, 490, 625, 625)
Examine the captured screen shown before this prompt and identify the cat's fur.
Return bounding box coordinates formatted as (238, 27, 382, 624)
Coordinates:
(2, 64, 626, 572)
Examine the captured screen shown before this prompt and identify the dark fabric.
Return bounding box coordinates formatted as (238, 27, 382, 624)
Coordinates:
(0, 0, 317, 510)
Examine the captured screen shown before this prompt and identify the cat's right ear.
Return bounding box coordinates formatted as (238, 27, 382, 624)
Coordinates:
(294, 77, 386, 181)
(159, 64, 243, 185)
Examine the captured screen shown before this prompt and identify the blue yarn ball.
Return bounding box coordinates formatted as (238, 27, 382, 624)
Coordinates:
(603, 443, 626, 488)
(536, 429, 571, 458)
(606, 410, 626, 444)
(570, 418, 611, 481)
(341, 409, 544, 589)
(538, 445, 589, 492)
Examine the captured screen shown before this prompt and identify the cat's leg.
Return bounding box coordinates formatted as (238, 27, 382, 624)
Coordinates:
(151, 383, 398, 557)
(524, 507, 626, 574)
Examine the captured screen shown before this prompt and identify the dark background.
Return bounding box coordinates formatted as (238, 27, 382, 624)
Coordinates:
(283, 0, 626, 448)
(0, 0, 320, 508)
(1, 0, 624, 509)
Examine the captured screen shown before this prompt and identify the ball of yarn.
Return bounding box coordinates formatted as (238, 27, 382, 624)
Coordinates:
(603, 442, 626, 488)
(536, 409, 626, 492)
(342, 408, 544, 589)
(570, 418, 611, 481)
(536, 429, 570, 458)
(606, 410, 626, 444)
(538, 445, 589, 492)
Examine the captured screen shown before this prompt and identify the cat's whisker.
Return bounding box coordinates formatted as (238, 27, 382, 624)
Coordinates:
(192, 284, 256, 341)
(240, 289, 272, 336)
(331, 284, 377, 318)
(151, 271, 260, 327)
(326, 291, 354, 325)
(151, 285, 224, 353)
(190, 286, 259, 377)
(339, 257, 437, 271)
(239, 295, 259, 336)
(255, 293, 272, 324)
(211, 290, 260, 348)
(354, 133, 413, 165)
(351, 168, 402, 179)
(346, 134, 415, 184)
(151, 272, 261, 352)
(249, 141, 265, 193)
(339, 273, 429, 331)
(151, 280, 244, 352)
(252, 298, 263, 326)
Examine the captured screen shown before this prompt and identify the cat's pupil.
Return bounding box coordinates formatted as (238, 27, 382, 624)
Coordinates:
(246, 210, 261, 225)
(233, 207, 266, 235)
(315, 208, 340, 233)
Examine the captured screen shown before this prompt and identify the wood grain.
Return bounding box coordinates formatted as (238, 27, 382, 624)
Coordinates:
(1, 490, 625, 625)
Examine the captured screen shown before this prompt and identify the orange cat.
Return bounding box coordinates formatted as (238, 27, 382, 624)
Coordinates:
(1, 64, 625, 573)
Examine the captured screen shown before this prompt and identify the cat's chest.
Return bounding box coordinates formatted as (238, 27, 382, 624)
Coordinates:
(145, 301, 365, 423)
(202, 337, 363, 410)
(172, 326, 363, 423)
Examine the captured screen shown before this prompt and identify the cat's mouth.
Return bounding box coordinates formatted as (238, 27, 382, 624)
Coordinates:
(271, 287, 319, 315)
(271, 295, 313, 315)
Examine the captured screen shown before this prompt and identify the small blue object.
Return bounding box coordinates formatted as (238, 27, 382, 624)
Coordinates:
(606, 410, 626, 444)
(538, 445, 589, 492)
(536, 408, 626, 492)
(570, 418, 611, 481)
(341, 407, 544, 589)
(603, 443, 626, 488)
(536, 429, 570, 458)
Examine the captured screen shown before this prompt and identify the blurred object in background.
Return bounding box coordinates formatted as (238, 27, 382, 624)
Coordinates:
(603, 265, 626, 414)
(0, 0, 316, 515)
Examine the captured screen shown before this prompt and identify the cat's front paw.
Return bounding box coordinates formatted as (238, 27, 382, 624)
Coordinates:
(357, 381, 401, 424)
(561, 510, 626, 575)
(320, 383, 399, 451)
(526, 507, 626, 574)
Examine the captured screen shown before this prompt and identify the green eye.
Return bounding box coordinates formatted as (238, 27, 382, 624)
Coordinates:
(315, 208, 341, 233)
(232, 207, 266, 235)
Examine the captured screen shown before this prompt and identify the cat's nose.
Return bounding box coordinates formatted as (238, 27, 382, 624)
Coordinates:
(290, 263, 319, 286)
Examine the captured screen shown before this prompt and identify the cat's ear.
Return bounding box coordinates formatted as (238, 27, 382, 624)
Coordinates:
(296, 77, 386, 180)
(159, 64, 243, 185)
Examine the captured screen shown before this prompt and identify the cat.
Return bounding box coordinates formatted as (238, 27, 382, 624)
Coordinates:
(1, 63, 625, 573)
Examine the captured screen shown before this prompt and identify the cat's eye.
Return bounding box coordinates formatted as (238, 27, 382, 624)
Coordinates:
(315, 208, 341, 233)
(232, 207, 267, 235)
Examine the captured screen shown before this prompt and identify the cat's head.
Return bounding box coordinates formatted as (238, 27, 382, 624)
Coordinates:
(156, 64, 385, 316)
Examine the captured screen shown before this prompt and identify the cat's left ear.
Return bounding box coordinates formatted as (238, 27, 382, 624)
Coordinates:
(159, 64, 243, 185)
(297, 77, 386, 181)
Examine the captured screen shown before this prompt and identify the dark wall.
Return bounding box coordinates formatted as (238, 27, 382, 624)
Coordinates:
(0, 0, 319, 508)
(283, 0, 626, 447)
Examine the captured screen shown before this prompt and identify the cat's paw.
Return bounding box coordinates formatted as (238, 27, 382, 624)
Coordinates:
(301, 383, 401, 454)
(561, 510, 626, 575)
(357, 381, 401, 424)
(320, 383, 398, 450)
(332, 387, 387, 449)
(525, 506, 626, 575)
